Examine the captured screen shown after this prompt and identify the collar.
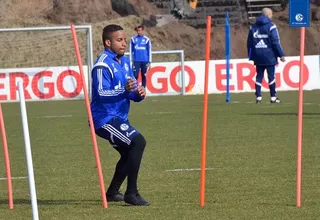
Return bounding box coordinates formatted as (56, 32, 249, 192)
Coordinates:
(104, 49, 127, 64)
(104, 49, 125, 65)
(104, 49, 117, 60)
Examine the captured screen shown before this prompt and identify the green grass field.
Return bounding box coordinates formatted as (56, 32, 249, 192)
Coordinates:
(1, 91, 320, 220)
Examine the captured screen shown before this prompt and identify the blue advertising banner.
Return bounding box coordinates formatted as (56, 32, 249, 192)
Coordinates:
(289, 0, 310, 27)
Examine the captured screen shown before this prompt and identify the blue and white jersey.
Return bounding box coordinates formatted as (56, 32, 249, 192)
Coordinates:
(130, 35, 152, 63)
(90, 49, 144, 129)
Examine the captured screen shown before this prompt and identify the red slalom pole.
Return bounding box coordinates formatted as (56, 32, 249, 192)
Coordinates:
(0, 103, 13, 209)
(200, 16, 211, 207)
(296, 27, 305, 208)
(70, 24, 108, 208)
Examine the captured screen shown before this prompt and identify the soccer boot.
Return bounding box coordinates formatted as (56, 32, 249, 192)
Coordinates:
(124, 192, 149, 206)
(256, 97, 262, 104)
(270, 98, 281, 104)
(106, 191, 124, 202)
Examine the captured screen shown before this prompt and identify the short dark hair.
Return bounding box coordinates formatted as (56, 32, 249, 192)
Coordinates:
(102, 24, 124, 47)
(135, 25, 144, 31)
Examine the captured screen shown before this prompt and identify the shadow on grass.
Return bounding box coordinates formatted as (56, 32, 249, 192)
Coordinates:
(256, 202, 296, 207)
(0, 199, 141, 207)
(246, 112, 320, 116)
(0, 199, 101, 206)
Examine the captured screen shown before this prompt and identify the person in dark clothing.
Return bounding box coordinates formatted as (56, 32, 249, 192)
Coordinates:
(247, 8, 286, 104)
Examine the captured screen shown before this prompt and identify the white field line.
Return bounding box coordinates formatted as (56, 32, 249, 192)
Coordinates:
(35, 115, 73, 119)
(304, 103, 315, 105)
(150, 98, 320, 106)
(0, 176, 28, 180)
(147, 112, 173, 115)
(165, 168, 215, 172)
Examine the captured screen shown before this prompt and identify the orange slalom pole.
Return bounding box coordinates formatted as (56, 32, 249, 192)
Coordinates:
(296, 27, 305, 208)
(70, 24, 108, 208)
(0, 103, 13, 209)
(200, 16, 211, 207)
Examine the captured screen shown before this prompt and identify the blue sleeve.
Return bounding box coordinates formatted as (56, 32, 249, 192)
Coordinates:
(270, 26, 285, 58)
(147, 39, 152, 63)
(247, 27, 253, 59)
(92, 66, 129, 103)
(130, 38, 135, 60)
(128, 92, 144, 102)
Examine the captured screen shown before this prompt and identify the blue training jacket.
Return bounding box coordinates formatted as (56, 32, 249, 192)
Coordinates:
(90, 49, 144, 130)
(130, 35, 152, 63)
(247, 15, 285, 66)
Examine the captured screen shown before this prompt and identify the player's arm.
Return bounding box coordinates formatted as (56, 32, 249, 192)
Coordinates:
(128, 87, 145, 102)
(92, 66, 129, 103)
(270, 25, 285, 58)
(247, 26, 253, 59)
(130, 37, 135, 62)
(147, 38, 152, 65)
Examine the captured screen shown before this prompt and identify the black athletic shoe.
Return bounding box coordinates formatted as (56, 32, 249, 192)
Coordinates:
(106, 191, 124, 202)
(124, 192, 149, 206)
(256, 99, 262, 104)
(270, 98, 281, 104)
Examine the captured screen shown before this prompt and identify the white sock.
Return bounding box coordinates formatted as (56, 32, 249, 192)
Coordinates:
(256, 97, 262, 101)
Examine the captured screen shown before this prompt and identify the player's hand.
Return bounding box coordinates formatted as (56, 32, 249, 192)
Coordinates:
(280, 57, 286, 62)
(137, 86, 146, 97)
(125, 78, 138, 92)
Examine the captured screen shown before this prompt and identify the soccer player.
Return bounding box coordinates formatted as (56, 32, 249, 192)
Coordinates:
(247, 7, 286, 104)
(90, 24, 149, 206)
(130, 25, 152, 88)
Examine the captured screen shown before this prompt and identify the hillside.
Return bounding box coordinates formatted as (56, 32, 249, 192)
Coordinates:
(0, 0, 320, 68)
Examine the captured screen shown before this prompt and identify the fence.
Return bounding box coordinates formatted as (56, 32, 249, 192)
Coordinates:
(0, 23, 187, 102)
(0, 25, 93, 98)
